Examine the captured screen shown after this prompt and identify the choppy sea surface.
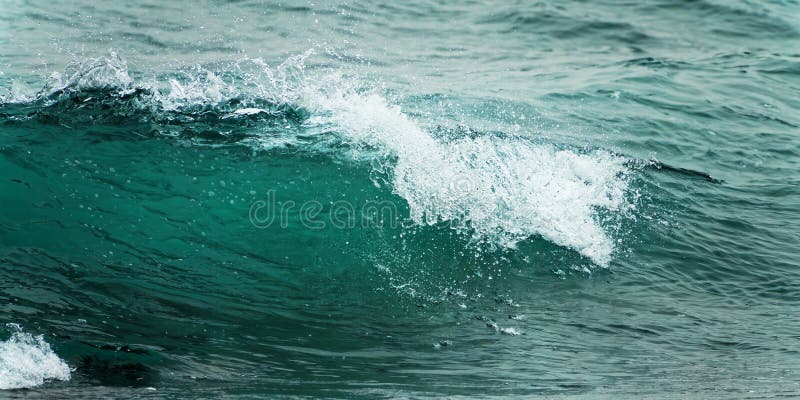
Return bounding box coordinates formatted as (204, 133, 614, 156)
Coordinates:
(1, 0, 799, 398)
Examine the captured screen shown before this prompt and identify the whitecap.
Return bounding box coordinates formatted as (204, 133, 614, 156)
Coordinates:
(302, 75, 631, 266)
(0, 324, 71, 390)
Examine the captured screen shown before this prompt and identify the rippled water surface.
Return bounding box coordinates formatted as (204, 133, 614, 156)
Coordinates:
(1, 0, 799, 398)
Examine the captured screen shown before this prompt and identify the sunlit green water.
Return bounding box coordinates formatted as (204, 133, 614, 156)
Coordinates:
(1, 0, 799, 398)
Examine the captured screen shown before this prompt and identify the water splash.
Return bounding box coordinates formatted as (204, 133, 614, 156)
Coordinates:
(303, 78, 631, 265)
(0, 324, 72, 390)
(39, 50, 134, 98)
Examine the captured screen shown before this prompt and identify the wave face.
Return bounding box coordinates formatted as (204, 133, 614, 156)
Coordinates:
(2, 0, 800, 398)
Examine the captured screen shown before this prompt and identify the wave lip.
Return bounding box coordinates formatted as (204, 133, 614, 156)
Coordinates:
(0, 324, 72, 390)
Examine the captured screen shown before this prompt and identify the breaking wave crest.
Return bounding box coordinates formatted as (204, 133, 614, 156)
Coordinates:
(305, 88, 631, 265)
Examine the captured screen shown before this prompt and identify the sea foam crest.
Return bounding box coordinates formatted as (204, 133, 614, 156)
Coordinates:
(0, 324, 71, 390)
(303, 72, 630, 266)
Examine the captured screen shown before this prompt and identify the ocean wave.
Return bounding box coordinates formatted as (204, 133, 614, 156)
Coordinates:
(0, 51, 635, 265)
(0, 324, 72, 390)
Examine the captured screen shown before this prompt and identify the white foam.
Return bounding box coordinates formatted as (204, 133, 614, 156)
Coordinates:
(303, 78, 630, 266)
(0, 324, 71, 390)
(233, 107, 268, 115)
(500, 327, 523, 336)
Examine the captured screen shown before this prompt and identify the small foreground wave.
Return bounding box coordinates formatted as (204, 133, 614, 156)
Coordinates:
(0, 324, 71, 390)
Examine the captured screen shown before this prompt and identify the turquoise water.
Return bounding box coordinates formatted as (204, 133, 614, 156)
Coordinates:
(1, 0, 799, 398)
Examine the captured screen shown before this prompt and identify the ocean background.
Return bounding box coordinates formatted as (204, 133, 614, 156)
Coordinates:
(1, 0, 799, 398)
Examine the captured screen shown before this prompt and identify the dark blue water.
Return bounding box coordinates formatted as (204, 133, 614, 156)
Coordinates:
(1, 0, 799, 398)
